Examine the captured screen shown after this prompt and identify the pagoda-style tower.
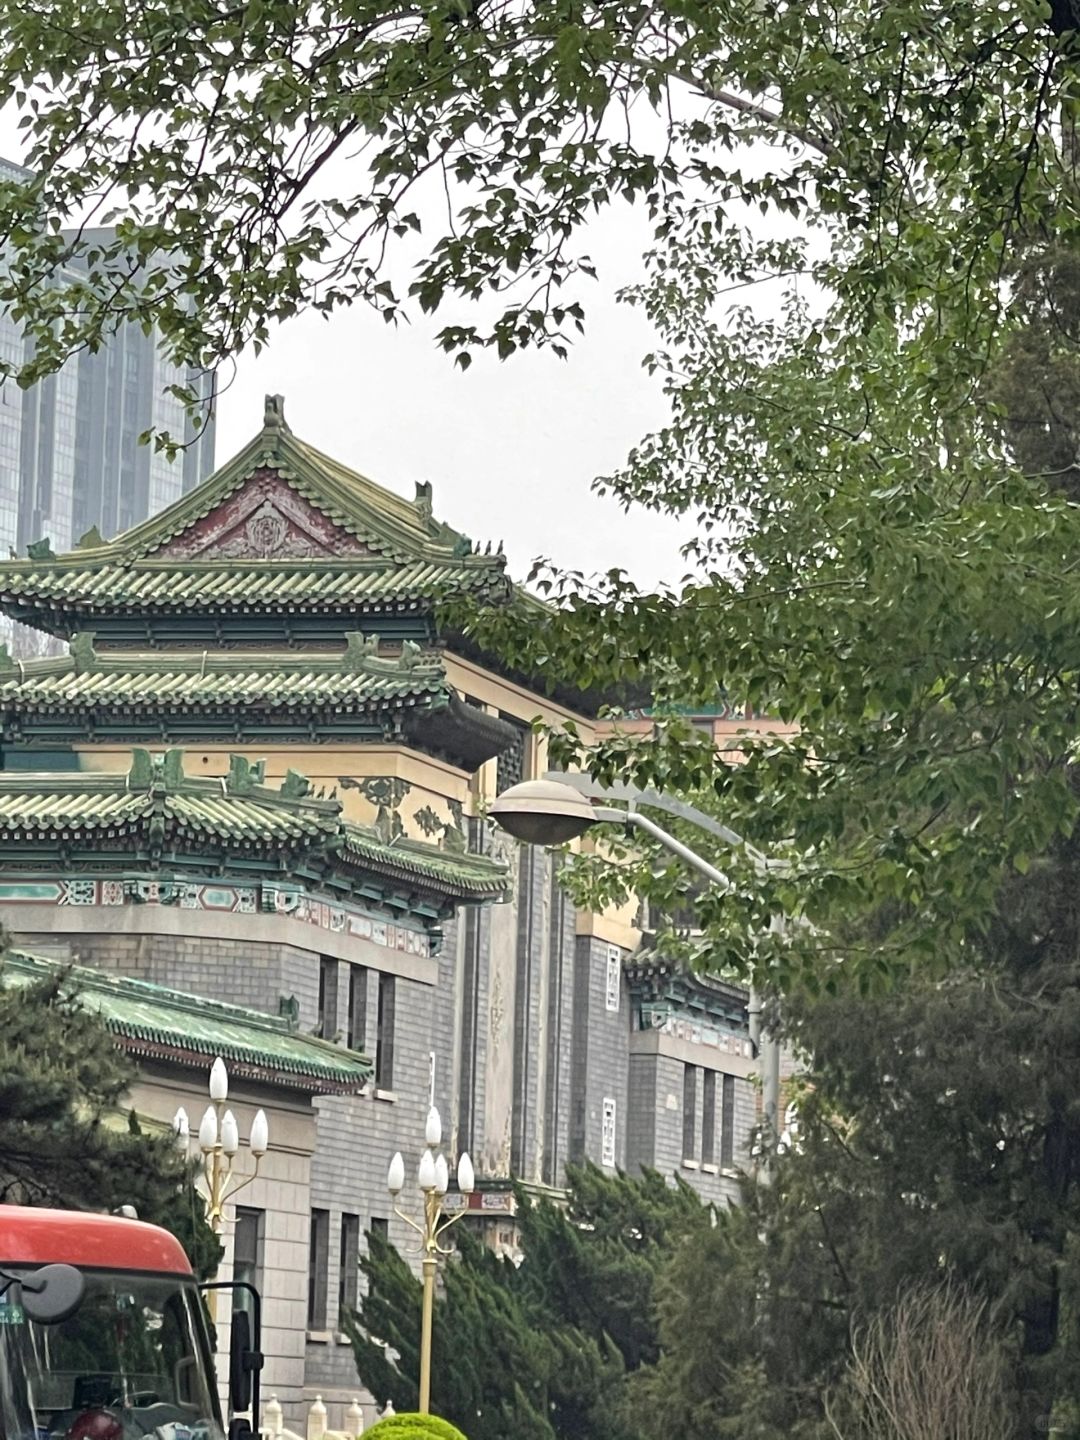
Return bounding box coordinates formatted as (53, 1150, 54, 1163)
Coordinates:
(0, 395, 540, 1419)
(0, 394, 531, 844)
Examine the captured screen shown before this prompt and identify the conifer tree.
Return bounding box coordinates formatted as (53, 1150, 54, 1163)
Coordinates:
(344, 1165, 707, 1440)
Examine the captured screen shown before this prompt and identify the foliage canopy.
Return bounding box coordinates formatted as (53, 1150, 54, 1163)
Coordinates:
(0, 0, 1073, 383)
(362, 1417, 468, 1440)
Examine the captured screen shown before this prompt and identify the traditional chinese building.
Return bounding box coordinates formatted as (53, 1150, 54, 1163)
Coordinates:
(0, 397, 758, 1425)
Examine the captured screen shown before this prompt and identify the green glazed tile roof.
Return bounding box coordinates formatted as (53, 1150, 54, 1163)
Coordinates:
(0, 750, 510, 903)
(0, 558, 505, 616)
(0, 636, 518, 770)
(1, 949, 371, 1094)
(0, 399, 509, 623)
(0, 645, 449, 712)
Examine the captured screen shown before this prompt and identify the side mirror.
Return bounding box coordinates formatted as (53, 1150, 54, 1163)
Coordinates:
(230, 1309, 252, 1412)
(228, 1309, 263, 1415)
(20, 1264, 85, 1325)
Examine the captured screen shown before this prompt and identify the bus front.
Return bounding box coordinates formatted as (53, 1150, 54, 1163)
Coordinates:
(0, 1208, 224, 1440)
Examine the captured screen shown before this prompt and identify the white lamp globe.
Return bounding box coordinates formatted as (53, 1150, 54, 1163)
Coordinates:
(387, 1152, 405, 1196)
(425, 1106, 442, 1147)
(221, 1110, 240, 1157)
(209, 1057, 229, 1102)
(457, 1153, 475, 1194)
(418, 1149, 437, 1192)
(249, 1110, 269, 1157)
(172, 1107, 190, 1151)
(198, 1106, 218, 1153)
(434, 1154, 449, 1195)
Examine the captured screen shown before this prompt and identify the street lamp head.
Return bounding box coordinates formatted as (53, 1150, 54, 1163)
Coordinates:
(221, 1110, 239, 1157)
(487, 779, 599, 846)
(387, 1152, 405, 1196)
(249, 1109, 269, 1157)
(209, 1057, 229, 1103)
(425, 1106, 442, 1148)
(418, 1148, 437, 1192)
(457, 1153, 475, 1194)
(433, 1155, 449, 1195)
(198, 1105, 218, 1153)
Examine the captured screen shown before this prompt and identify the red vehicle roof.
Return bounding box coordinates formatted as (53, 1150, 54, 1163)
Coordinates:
(0, 1206, 193, 1276)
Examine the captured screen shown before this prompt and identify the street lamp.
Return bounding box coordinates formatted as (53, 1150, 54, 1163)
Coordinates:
(386, 1101, 475, 1415)
(173, 1056, 270, 1232)
(488, 775, 784, 1159)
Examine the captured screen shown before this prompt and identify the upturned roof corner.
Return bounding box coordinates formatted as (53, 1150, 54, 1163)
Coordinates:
(0, 756, 510, 910)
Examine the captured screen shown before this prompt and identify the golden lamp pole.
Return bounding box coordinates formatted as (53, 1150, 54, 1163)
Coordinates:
(386, 1059, 475, 1416)
(173, 1057, 269, 1321)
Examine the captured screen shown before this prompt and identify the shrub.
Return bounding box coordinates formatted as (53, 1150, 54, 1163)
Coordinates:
(362, 1415, 467, 1440)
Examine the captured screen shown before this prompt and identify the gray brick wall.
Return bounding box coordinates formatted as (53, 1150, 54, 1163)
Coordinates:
(626, 1050, 751, 1207)
(569, 936, 630, 1172)
(540, 856, 575, 1186)
(11, 886, 764, 1421)
(306, 968, 437, 1400)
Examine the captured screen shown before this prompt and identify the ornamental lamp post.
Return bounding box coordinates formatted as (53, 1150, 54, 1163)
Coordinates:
(386, 1093, 475, 1415)
(174, 1060, 269, 1327)
(173, 1057, 270, 1233)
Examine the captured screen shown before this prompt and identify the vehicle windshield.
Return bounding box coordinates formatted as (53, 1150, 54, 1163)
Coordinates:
(0, 1270, 224, 1440)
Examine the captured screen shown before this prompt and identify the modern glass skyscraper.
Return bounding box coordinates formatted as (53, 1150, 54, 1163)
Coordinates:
(0, 158, 216, 571)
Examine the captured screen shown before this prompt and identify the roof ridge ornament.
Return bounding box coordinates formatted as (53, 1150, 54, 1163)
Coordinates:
(342, 630, 381, 672)
(70, 631, 97, 675)
(129, 747, 186, 792)
(227, 754, 266, 795)
(263, 393, 291, 434)
(415, 481, 433, 526)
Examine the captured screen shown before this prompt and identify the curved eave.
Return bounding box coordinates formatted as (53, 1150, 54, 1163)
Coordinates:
(624, 956, 749, 1010)
(0, 819, 509, 909)
(114, 1033, 369, 1096)
(404, 693, 518, 771)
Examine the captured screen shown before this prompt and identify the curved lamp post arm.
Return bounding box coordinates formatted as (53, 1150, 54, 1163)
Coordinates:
(582, 803, 779, 1158)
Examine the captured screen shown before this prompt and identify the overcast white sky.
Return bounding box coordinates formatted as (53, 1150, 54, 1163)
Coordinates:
(213, 203, 694, 592)
(0, 107, 701, 592)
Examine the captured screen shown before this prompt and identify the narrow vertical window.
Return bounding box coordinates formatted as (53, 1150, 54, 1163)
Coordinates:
(347, 966, 367, 1051)
(317, 958, 338, 1041)
(702, 1070, 717, 1166)
(233, 1207, 264, 1316)
(307, 1208, 329, 1330)
(339, 1212, 360, 1317)
(682, 1065, 698, 1162)
(376, 973, 396, 1089)
(721, 1074, 736, 1169)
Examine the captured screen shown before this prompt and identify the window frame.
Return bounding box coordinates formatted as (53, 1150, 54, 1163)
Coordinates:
(307, 1208, 330, 1330)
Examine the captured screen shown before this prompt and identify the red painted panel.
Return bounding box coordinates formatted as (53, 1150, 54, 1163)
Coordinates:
(0, 1207, 193, 1276)
(153, 469, 376, 560)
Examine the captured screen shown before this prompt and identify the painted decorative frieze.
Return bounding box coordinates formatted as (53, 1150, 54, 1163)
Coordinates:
(151, 470, 380, 561)
(0, 876, 432, 956)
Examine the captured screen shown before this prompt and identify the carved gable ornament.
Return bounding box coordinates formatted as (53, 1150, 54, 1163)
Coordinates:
(151, 470, 380, 561)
